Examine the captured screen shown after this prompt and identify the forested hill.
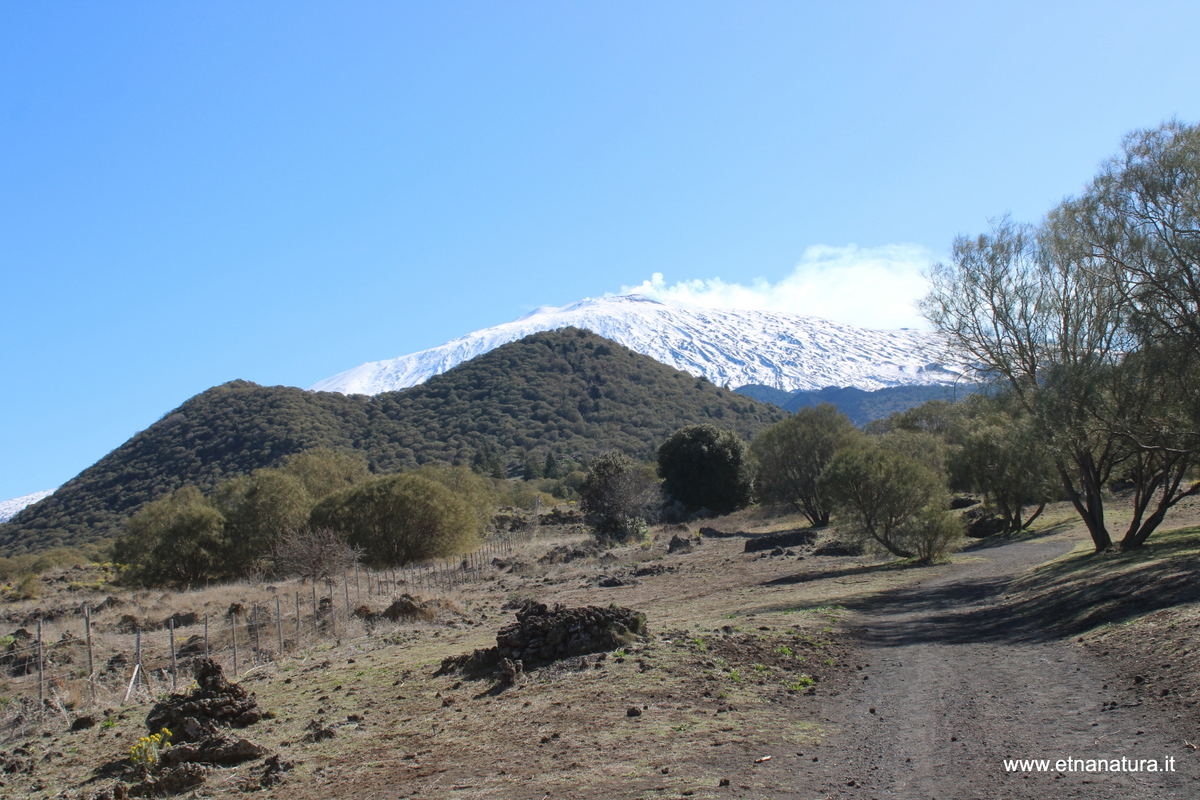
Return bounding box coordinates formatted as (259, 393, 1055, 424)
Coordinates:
(0, 328, 787, 556)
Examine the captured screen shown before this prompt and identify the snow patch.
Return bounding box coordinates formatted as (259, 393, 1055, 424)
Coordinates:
(311, 295, 964, 396)
(0, 490, 54, 524)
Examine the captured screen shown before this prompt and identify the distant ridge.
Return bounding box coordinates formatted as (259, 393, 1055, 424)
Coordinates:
(312, 295, 962, 396)
(735, 383, 976, 426)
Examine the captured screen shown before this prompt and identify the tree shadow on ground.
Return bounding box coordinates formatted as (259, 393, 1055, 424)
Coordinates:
(838, 532, 1200, 646)
(761, 561, 904, 587)
(958, 516, 1077, 551)
(754, 527, 1200, 646)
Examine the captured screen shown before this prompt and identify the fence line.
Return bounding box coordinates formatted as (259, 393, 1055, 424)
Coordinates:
(0, 528, 536, 726)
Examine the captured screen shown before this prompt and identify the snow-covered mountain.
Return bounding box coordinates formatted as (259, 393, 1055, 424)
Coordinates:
(0, 490, 53, 524)
(311, 295, 962, 396)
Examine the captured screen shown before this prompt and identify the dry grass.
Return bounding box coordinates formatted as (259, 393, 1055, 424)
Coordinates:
(2, 499, 1199, 798)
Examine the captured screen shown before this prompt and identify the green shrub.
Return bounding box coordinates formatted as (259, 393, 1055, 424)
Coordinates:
(579, 451, 660, 543)
(895, 505, 964, 563)
(819, 442, 948, 561)
(310, 472, 481, 566)
(657, 424, 752, 515)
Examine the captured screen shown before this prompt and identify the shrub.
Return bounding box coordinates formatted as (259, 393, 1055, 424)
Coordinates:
(894, 505, 964, 563)
(113, 486, 229, 588)
(309, 472, 481, 566)
(819, 443, 947, 561)
(272, 527, 360, 581)
(657, 424, 752, 515)
(579, 451, 661, 543)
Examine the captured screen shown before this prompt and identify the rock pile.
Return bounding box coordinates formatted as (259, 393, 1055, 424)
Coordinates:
(633, 563, 679, 578)
(596, 574, 638, 587)
(174, 635, 207, 659)
(962, 506, 1006, 538)
(490, 556, 527, 572)
(90, 660, 274, 798)
(537, 543, 603, 565)
(538, 506, 584, 526)
(811, 538, 864, 556)
(1, 628, 36, 676)
(497, 601, 646, 665)
(668, 534, 699, 554)
(145, 659, 264, 741)
(353, 594, 459, 628)
(440, 600, 647, 676)
(697, 526, 745, 539)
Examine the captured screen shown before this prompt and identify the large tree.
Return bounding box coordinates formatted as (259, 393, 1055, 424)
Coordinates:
(923, 122, 1200, 551)
(657, 424, 753, 516)
(923, 218, 1136, 551)
(751, 404, 859, 526)
(309, 473, 480, 567)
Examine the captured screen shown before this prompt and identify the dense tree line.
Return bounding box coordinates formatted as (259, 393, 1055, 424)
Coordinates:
(1, 328, 785, 557)
(112, 450, 492, 587)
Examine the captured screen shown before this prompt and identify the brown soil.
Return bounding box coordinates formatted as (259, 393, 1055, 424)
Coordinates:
(3, 502, 1200, 799)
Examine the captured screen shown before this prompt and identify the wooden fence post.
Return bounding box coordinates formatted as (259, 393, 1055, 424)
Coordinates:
(36, 619, 44, 711)
(276, 595, 284, 656)
(134, 625, 144, 695)
(230, 616, 238, 676)
(327, 577, 337, 639)
(250, 604, 260, 664)
(169, 619, 177, 691)
(84, 604, 96, 705)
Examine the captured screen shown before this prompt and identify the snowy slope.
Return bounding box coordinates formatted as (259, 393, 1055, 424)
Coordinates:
(311, 295, 962, 396)
(0, 490, 53, 524)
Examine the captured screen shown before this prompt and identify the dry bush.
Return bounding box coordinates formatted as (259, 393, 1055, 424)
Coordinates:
(272, 527, 359, 582)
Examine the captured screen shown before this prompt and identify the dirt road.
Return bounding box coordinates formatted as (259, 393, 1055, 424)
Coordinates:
(810, 536, 1200, 799)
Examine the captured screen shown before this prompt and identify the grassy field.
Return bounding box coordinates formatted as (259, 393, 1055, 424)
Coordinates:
(1, 497, 1198, 798)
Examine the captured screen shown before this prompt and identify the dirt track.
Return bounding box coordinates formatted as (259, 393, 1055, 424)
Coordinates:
(814, 536, 1200, 799)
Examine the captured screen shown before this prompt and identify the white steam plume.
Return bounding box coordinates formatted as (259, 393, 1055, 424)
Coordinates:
(618, 243, 937, 330)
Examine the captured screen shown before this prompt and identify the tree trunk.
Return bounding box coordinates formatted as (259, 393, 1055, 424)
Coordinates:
(1018, 503, 1046, 531)
(1058, 464, 1111, 551)
(873, 529, 914, 559)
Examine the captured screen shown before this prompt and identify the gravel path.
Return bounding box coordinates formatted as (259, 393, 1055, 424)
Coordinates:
(812, 537, 1200, 799)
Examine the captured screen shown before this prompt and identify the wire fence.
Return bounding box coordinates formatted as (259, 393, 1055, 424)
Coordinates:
(0, 528, 535, 731)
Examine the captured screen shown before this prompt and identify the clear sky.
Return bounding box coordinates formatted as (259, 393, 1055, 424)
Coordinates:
(2, 1, 1199, 502)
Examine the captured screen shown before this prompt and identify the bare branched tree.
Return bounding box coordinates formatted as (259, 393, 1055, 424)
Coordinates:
(922, 217, 1133, 551)
(272, 526, 359, 582)
(923, 123, 1200, 551)
(1069, 120, 1200, 359)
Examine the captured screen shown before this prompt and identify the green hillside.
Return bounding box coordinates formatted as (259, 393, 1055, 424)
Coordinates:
(0, 328, 786, 555)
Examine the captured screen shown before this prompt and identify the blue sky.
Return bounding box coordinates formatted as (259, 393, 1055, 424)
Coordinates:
(2, 1, 1199, 501)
